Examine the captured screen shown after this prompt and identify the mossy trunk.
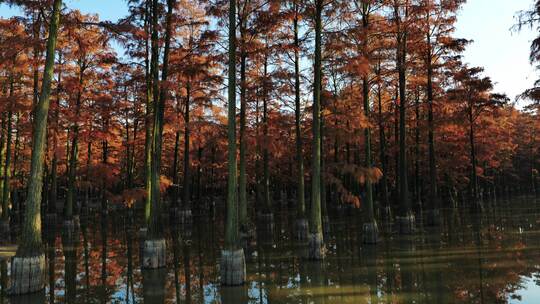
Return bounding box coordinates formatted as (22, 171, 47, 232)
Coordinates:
(16, 0, 62, 257)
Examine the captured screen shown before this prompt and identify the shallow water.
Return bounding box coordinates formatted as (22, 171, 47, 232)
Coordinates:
(2, 197, 540, 303)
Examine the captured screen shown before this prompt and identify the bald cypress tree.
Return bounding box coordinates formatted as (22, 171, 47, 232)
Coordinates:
(221, 0, 246, 285)
(10, 0, 62, 295)
(308, 0, 325, 260)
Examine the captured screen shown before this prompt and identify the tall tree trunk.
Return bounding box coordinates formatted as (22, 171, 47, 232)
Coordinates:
(377, 77, 390, 214)
(395, 3, 414, 233)
(2, 82, 14, 223)
(49, 53, 62, 215)
(360, 3, 377, 244)
(293, 0, 306, 225)
(414, 90, 420, 206)
(468, 104, 478, 205)
(426, 58, 439, 219)
(144, 0, 154, 226)
(0, 115, 5, 221)
(183, 80, 191, 210)
(11, 2, 61, 295)
(238, 20, 248, 228)
(172, 128, 180, 206)
(148, 0, 173, 239)
(308, 0, 325, 259)
(262, 48, 271, 214)
(17, 0, 62, 255)
(66, 60, 85, 220)
(221, 0, 246, 286)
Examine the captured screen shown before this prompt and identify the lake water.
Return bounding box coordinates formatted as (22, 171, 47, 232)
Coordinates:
(1, 197, 540, 303)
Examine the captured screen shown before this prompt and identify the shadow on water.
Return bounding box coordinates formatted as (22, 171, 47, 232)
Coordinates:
(3, 196, 540, 303)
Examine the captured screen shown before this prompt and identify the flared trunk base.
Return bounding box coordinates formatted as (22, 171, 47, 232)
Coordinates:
(307, 232, 325, 260)
(141, 238, 167, 269)
(397, 213, 416, 235)
(295, 218, 308, 241)
(220, 249, 246, 286)
(9, 254, 46, 295)
(362, 221, 379, 244)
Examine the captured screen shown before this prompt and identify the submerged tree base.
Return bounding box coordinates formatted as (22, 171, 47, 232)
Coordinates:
(397, 213, 416, 234)
(220, 248, 246, 286)
(307, 232, 325, 260)
(362, 220, 379, 244)
(9, 253, 46, 295)
(295, 218, 309, 241)
(141, 238, 167, 269)
(426, 208, 440, 226)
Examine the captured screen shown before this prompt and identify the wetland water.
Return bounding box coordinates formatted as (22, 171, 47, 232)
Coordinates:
(1, 197, 540, 303)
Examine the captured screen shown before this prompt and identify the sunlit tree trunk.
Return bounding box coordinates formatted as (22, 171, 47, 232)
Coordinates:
(143, 0, 173, 269)
(10, 0, 62, 295)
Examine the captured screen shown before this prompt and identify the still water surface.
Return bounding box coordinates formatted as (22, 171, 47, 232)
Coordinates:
(1, 197, 540, 303)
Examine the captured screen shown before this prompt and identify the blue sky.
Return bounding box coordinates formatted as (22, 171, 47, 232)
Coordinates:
(0, 0, 538, 103)
(454, 0, 537, 104)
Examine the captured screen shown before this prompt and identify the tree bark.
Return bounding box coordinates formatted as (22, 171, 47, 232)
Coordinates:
(17, 0, 62, 256)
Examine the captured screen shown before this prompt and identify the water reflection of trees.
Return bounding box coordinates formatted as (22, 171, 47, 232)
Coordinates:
(3, 202, 540, 303)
